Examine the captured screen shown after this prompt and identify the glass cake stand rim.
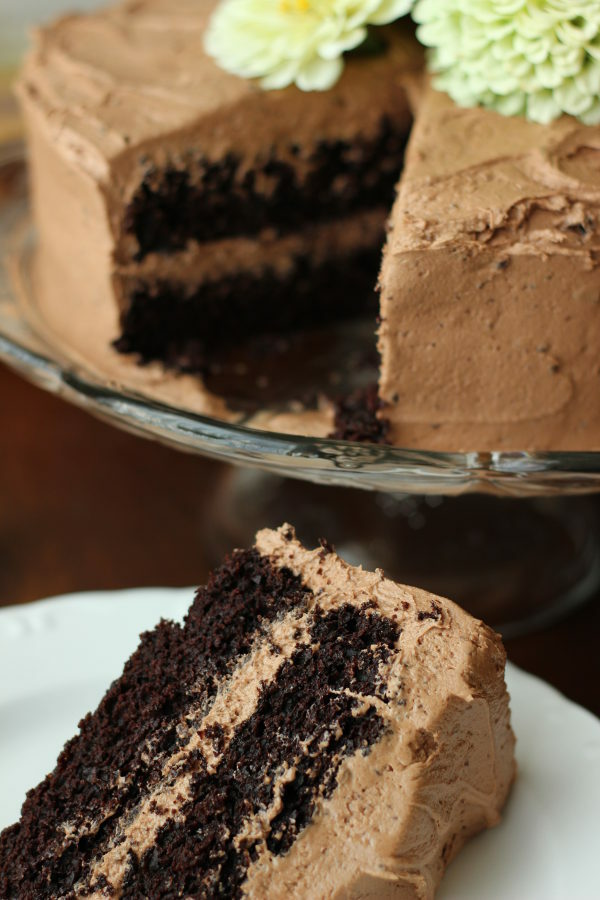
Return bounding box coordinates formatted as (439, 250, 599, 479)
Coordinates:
(1, 153, 600, 497)
(3, 323, 600, 497)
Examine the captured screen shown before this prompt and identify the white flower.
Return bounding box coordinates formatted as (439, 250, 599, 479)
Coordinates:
(413, 0, 600, 124)
(205, 0, 414, 91)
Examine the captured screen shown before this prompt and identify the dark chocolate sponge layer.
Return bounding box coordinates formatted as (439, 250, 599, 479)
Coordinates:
(123, 117, 408, 260)
(114, 248, 380, 372)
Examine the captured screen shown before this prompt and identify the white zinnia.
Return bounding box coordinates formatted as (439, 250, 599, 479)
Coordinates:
(205, 0, 414, 91)
(413, 0, 600, 124)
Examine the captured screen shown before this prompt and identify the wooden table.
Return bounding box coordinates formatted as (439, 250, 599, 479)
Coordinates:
(1, 363, 599, 718)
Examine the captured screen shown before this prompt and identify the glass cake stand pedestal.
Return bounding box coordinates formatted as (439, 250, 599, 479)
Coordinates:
(2, 151, 600, 637)
(201, 471, 600, 638)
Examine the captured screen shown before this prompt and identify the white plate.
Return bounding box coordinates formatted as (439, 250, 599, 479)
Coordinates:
(1, 588, 599, 899)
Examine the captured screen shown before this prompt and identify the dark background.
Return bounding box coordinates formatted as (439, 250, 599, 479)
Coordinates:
(1, 364, 599, 718)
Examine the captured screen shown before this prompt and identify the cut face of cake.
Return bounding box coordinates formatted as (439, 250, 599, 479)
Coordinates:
(0, 526, 515, 899)
(17, 0, 418, 376)
(378, 83, 600, 451)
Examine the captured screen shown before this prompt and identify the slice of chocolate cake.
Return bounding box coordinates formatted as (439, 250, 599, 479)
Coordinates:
(17, 0, 419, 378)
(0, 526, 515, 899)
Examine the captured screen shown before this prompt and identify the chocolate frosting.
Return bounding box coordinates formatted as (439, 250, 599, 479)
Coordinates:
(379, 84, 600, 450)
(247, 526, 515, 898)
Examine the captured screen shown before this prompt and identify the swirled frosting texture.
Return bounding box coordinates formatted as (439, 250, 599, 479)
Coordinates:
(379, 82, 600, 450)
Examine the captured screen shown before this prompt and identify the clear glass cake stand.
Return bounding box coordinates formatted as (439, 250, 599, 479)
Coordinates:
(2, 149, 600, 637)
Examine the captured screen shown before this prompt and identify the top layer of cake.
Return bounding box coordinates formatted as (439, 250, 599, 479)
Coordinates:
(378, 83, 600, 450)
(21, 0, 419, 186)
(0, 525, 515, 898)
(20, 0, 418, 267)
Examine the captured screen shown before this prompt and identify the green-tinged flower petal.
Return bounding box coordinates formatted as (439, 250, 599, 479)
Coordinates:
(576, 63, 600, 96)
(320, 27, 366, 58)
(535, 60, 565, 89)
(368, 0, 413, 25)
(526, 89, 562, 124)
(205, 0, 414, 92)
(413, 0, 600, 124)
(554, 81, 593, 116)
(261, 60, 301, 89)
(296, 55, 343, 89)
(495, 91, 527, 117)
(581, 100, 600, 125)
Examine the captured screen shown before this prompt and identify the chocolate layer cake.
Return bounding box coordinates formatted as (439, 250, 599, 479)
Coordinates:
(17, 0, 418, 377)
(378, 82, 600, 450)
(0, 526, 515, 899)
(16, 1, 600, 449)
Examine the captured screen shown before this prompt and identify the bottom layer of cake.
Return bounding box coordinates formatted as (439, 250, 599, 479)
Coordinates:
(114, 247, 380, 373)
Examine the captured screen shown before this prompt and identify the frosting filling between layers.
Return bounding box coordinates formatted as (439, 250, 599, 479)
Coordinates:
(114, 604, 397, 898)
(115, 208, 387, 285)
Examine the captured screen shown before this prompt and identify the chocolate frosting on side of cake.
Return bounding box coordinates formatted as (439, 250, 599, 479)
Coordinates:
(379, 83, 600, 451)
